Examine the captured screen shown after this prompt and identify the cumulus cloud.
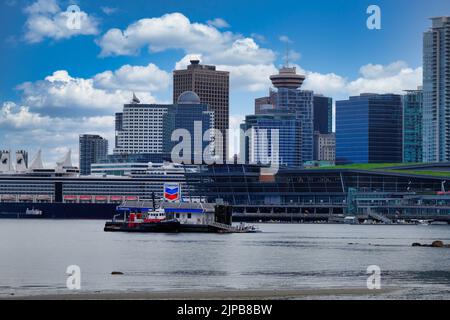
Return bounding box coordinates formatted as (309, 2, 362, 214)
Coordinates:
(96, 12, 275, 66)
(93, 63, 170, 92)
(16, 67, 167, 112)
(300, 61, 422, 99)
(0, 101, 114, 166)
(1, 60, 173, 164)
(207, 18, 230, 28)
(217, 64, 277, 92)
(24, 0, 99, 43)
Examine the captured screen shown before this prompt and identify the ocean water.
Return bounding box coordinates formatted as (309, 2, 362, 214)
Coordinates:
(0, 220, 450, 299)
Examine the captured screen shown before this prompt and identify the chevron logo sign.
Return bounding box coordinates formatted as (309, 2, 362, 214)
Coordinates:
(164, 183, 181, 202)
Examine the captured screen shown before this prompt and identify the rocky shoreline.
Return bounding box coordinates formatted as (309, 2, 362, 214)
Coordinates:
(412, 240, 450, 248)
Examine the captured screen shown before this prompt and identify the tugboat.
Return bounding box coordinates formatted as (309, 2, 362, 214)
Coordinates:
(104, 200, 260, 233)
(104, 201, 180, 232)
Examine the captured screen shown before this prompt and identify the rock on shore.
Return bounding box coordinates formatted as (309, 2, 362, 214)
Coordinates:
(412, 240, 450, 248)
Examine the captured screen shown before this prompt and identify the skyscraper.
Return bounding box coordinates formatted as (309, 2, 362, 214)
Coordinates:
(114, 112, 123, 148)
(241, 110, 302, 167)
(114, 92, 214, 164)
(403, 88, 423, 163)
(313, 94, 333, 134)
(163, 91, 214, 164)
(173, 59, 229, 161)
(254, 67, 314, 164)
(114, 100, 169, 155)
(336, 94, 403, 164)
(423, 16, 450, 162)
(79, 134, 108, 175)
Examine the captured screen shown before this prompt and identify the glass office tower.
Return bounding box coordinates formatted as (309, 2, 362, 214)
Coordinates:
(423, 17, 450, 162)
(403, 89, 423, 163)
(275, 88, 314, 163)
(313, 94, 333, 134)
(254, 67, 314, 165)
(336, 94, 403, 164)
(163, 91, 214, 164)
(241, 110, 301, 167)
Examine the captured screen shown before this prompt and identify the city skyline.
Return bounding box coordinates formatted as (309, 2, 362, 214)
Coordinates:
(0, 0, 449, 165)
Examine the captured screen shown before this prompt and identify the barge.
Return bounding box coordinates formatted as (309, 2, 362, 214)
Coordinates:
(104, 201, 259, 233)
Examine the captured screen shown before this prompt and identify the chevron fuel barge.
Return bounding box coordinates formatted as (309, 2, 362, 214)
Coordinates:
(104, 201, 258, 233)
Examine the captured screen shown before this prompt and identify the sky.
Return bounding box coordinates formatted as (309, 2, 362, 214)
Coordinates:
(0, 0, 449, 166)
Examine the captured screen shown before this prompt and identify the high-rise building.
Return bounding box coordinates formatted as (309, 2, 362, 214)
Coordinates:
(313, 94, 333, 134)
(79, 134, 108, 175)
(163, 91, 214, 164)
(423, 16, 450, 162)
(114, 101, 168, 155)
(241, 110, 302, 167)
(173, 59, 229, 160)
(114, 112, 123, 148)
(114, 92, 214, 164)
(336, 94, 403, 164)
(254, 67, 314, 164)
(313, 131, 335, 162)
(403, 88, 423, 163)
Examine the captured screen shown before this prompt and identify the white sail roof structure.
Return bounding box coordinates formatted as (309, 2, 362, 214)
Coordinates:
(29, 150, 44, 170)
(56, 149, 73, 169)
(15, 151, 28, 172)
(0, 151, 14, 173)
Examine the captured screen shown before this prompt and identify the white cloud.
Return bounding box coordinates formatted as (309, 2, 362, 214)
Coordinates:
(208, 38, 275, 65)
(0, 101, 50, 128)
(97, 12, 231, 56)
(0, 101, 114, 166)
(217, 64, 277, 92)
(207, 18, 230, 28)
(279, 35, 293, 43)
(100, 6, 118, 15)
(24, 0, 99, 43)
(96, 12, 274, 66)
(300, 61, 422, 99)
(16, 67, 165, 111)
(93, 63, 170, 92)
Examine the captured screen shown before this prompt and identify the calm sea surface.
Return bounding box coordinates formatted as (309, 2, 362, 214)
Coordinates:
(1, 220, 450, 299)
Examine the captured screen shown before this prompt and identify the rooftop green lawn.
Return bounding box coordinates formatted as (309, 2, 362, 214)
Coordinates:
(312, 163, 450, 177)
(313, 163, 423, 170)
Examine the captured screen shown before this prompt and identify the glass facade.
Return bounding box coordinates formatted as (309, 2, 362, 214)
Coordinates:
(163, 104, 214, 164)
(313, 95, 333, 134)
(242, 111, 301, 167)
(275, 88, 314, 163)
(403, 90, 423, 163)
(336, 94, 403, 164)
(422, 17, 450, 162)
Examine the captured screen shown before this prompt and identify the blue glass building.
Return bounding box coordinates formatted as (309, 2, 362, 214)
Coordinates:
(336, 94, 403, 164)
(241, 110, 301, 167)
(403, 89, 423, 163)
(313, 94, 333, 134)
(163, 91, 214, 164)
(274, 88, 314, 163)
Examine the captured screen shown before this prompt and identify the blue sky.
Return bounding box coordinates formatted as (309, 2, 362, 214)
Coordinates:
(0, 0, 448, 165)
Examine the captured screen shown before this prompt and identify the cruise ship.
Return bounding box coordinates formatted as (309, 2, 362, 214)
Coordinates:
(0, 150, 199, 219)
